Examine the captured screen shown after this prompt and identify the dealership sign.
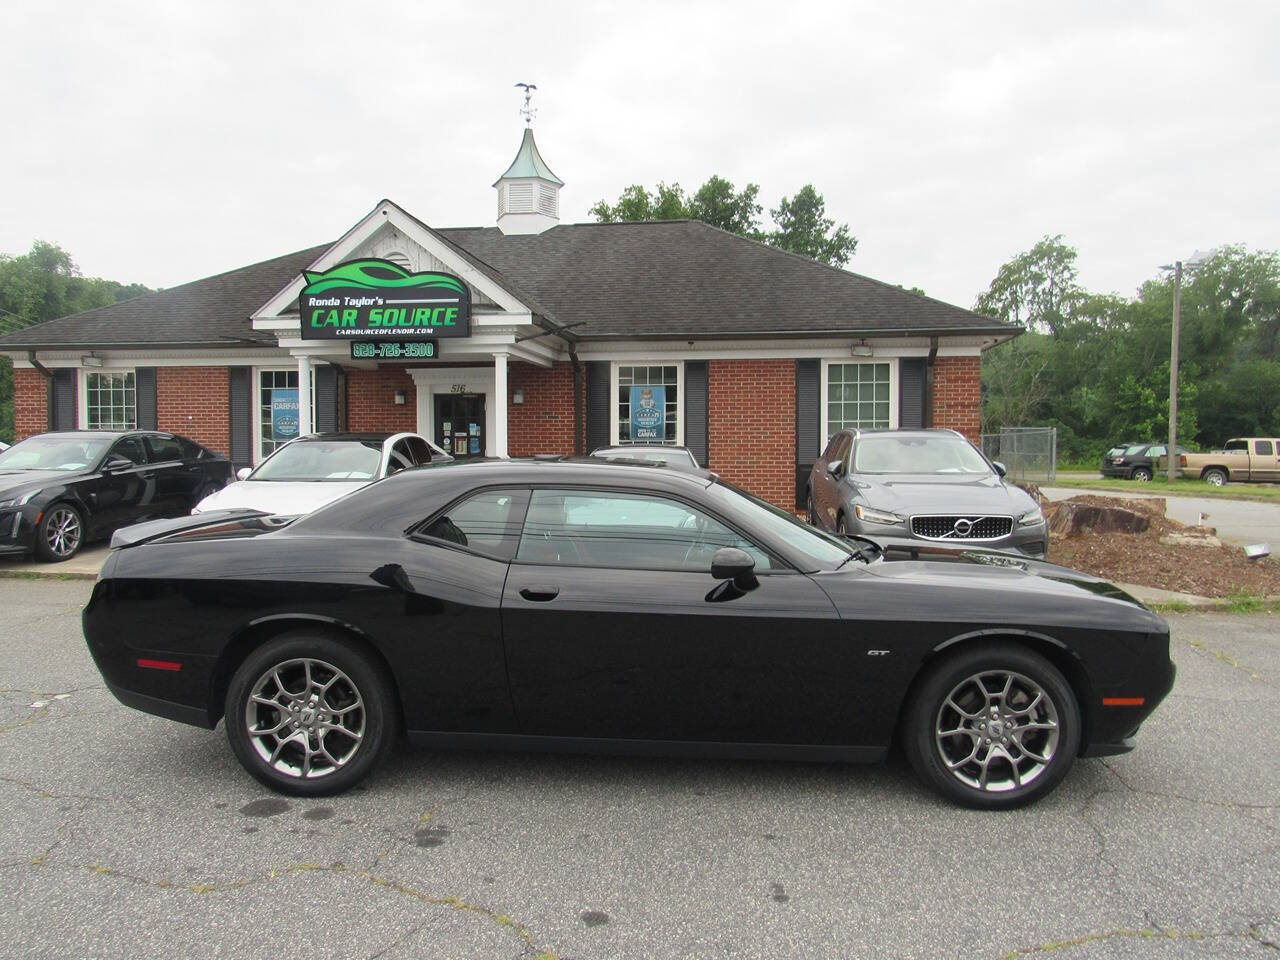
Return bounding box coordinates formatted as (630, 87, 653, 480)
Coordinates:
(299, 259, 471, 340)
(271, 388, 299, 441)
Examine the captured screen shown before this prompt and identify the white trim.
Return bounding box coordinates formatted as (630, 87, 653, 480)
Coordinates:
(608, 360, 685, 446)
(5, 349, 287, 369)
(572, 336, 989, 362)
(819, 358, 900, 455)
(251, 200, 533, 323)
(78, 368, 138, 430)
(252, 366, 317, 464)
(407, 366, 499, 457)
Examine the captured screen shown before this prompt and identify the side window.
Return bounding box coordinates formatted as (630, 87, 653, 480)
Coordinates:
(1254, 440, 1273, 456)
(516, 489, 772, 571)
(416, 489, 529, 559)
(1147, 446, 1165, 458)
(109, 436, 149, 466)
(387, 440, 415, 474)
(406, 437, 433, 464)
(1225, 439, 1247, 452)
(836, 434, 853, 466)
(821, 433, 844, 460)
(146, 434, 183, 463)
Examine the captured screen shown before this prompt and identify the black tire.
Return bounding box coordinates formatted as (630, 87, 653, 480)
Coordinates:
(902, 642, 1080, 809)
(1131, 467, 1153, 482)
(34, 502, 84, 562)
(225, 631, 398, 796)
(806, 492, 818, 526)
(836, 513, 849, 536)
(1202, 468, 1228, 487)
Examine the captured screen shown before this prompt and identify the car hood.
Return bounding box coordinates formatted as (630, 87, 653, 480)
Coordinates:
(192, 480, 369, 516)
(850, 473, 1035, 517)
(819, 542, 1166, 632)
(0, 468, 86, 497)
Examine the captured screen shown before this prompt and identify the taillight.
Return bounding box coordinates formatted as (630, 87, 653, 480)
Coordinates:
(1178, 455, 1187, 467)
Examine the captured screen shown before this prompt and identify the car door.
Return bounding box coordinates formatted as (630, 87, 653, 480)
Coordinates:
(143, 433, 198, 516)
(501, 487, 852, 745)
(1253, 439, 1279, 481)
(89, 435, 159, 536)
(811, 433, 849, 529)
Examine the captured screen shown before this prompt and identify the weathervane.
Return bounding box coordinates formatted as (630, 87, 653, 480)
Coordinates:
(515, 82, 537, 126)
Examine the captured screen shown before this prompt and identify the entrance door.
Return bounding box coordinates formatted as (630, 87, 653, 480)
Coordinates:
(435, 394, 487, 459)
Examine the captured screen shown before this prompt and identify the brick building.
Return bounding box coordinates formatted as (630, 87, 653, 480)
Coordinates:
(0, 126, 1017, 509)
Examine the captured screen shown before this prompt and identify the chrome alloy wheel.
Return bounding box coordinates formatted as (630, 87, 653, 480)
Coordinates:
(244, 658, 365, 779)
(934, 670, 1060, 793)
(45, 506, 82, 558)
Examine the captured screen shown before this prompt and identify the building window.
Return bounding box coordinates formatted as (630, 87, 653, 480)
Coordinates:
(616, 364, 680, 445)
(826, 362, 891, 439)
(256, 369, 316, 462)
(84, 371, 136, 430)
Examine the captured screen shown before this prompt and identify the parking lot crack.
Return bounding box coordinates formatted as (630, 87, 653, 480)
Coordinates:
(992, 925, 1208, 958)
(1100, 759, 1280, 813)
(1180, 638, 1271, 684)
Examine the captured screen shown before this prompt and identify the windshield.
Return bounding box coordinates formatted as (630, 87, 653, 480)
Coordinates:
(249, 440, 383, 481)
(852, 435, 992, 475)
(710, 479, 855, 569)
(0, 435, 113, 472)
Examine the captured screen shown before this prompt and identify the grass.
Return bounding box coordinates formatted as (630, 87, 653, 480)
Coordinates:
(1049, 471, 1280, 503)
(1149, 593, 1280, 615)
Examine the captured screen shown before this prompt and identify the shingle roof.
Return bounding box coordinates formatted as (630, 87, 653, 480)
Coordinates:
(0, 220, 1013, 349)
(0, 244, 330, 349)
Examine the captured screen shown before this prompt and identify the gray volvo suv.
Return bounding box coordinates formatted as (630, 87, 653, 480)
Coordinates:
(806, 428, 1049, 557)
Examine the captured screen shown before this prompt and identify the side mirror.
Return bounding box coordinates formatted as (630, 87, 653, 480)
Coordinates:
(103, 456, 133, 473)
(992, 460, 1008, 478)
(236, 467, 252, 481)
(828, 459, 846, 478)
(711, 546, 758, 591)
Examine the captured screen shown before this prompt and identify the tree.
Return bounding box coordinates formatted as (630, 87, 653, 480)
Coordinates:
(590, 176, 856, 266)
(974, 235, 1085, 339)
(687, 175, 762, 235)
(767, 185, 858, 267)
(0, 241, 151, 440)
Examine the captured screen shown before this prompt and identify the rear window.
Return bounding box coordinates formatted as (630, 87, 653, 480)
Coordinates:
(1256, 440, 1274, 456)
(146, 435, 183, 462)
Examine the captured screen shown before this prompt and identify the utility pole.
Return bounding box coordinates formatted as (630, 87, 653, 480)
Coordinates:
(1167, 260, 1182, 483)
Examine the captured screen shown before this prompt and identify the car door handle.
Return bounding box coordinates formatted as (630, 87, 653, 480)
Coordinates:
(519, 585, 560, 602)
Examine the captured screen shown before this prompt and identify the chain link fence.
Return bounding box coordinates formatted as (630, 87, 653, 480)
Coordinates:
(981, 427, 1057, 484)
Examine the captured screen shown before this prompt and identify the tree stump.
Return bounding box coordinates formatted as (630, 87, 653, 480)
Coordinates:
(1048, 502, 1150, 536)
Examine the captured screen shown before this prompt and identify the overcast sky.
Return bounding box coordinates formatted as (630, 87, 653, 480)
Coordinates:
(4, 1, 1278, 309)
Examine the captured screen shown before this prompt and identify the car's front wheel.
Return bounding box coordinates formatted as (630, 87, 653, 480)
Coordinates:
(836, 513, 850, 536)
(34, 503, 84, 562)
(806, 492, 818, 526)
(903, 643, 1080, 809)
(225, 632, 397, 796)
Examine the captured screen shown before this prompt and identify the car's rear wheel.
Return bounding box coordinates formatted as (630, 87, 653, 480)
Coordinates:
(1131, 467, 1153, 482)
(1202, 468, 1228, 487)
(903, 643, 1080, 809)
(225, 632, 397, 796)
(34, 503, 84, 562)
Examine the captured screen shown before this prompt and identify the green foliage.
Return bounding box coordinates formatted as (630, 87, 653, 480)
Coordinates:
(766, 185, 858, 267)
(979, 239, 1280, 458)
(0, 241, 152, 441)
(590, 176, 855, 266)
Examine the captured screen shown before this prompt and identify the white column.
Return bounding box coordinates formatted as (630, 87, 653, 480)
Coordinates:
(296, 354, 313, 436)
(493, 352, 508, 458)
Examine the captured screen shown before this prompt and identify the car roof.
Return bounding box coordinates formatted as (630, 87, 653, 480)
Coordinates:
(840, 428, 969, 441)
(299, 432, 395, 443)
(23, 429, 176, 440)
(392, 455, 712, 486)
(591, 444, 693, 454)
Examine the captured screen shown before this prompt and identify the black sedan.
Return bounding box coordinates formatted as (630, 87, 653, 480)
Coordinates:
(83, 458, 1175, 809)
(0, 430, 234, 562)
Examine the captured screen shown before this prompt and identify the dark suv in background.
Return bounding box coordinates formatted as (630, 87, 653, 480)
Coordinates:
(1101, 442, 1188, 481)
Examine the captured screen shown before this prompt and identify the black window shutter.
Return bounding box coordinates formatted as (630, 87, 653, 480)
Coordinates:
(134, 367, 157, 430)
(585, 361, 610, 453)
(52, 369, 77, 430)
(683, 361, 708, 467)
(899, 358, 925, 429)
(794, 359, 820, 508)
(228, 367, 252, 468)
(314, 365, 338, 433)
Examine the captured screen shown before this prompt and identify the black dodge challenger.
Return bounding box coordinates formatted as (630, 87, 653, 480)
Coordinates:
(83, 458, 1175, 808)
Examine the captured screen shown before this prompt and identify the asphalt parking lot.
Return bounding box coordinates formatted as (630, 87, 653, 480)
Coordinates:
(0, 580, 1276, 959)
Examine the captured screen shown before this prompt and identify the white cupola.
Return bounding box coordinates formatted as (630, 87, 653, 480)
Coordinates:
(494, 126, 563, 235)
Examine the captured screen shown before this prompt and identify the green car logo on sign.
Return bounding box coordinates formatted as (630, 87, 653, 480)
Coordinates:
(298, 259, 472, 340)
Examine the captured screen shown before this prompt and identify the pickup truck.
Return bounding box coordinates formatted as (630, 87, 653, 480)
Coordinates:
(1171, 437, 1280, 485)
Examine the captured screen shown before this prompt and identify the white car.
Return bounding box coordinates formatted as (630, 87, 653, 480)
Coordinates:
(192, 432, 450, 516)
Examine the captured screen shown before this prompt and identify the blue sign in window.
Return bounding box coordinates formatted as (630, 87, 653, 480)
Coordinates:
(629, 385, 665, 441)
(271, 388, 300, 441)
